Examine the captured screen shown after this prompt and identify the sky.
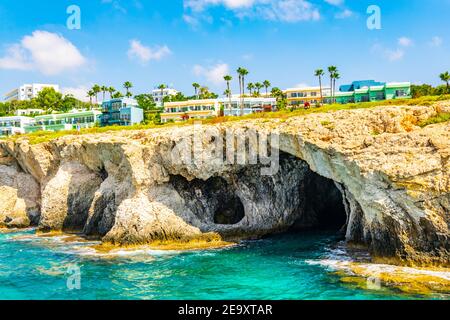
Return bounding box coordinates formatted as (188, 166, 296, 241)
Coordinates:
(0, 0, 449, 101)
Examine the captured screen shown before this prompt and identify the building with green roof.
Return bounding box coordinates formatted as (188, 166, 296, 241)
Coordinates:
(326, 81, 412, 104)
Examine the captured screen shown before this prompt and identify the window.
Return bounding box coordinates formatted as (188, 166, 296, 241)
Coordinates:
(395, 90, 407, 97)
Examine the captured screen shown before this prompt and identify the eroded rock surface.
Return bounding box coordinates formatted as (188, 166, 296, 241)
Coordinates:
(0, 103, 449, 266)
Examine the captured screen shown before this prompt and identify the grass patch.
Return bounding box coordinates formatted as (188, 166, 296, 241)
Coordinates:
(4, 95, 450, 145)
(418, 112, 450, 127)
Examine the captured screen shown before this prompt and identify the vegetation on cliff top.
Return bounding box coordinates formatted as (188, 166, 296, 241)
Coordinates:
(2, 95, 450, 145)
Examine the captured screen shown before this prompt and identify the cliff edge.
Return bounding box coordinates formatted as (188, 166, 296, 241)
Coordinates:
(0, 103, 449, 266)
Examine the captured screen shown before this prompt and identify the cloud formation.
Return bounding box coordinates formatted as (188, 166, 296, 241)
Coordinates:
(184, 0, 320, 23)
(193, 63, 230, 85)
(0, 30, 86, 75)
(127, 40, 172, 64)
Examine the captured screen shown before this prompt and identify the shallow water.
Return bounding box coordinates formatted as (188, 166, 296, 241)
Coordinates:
(0, 229, 448, 300)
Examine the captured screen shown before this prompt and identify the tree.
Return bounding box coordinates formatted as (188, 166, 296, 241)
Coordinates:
(108, 87, 116, 100)
(134, 94, 157, 111)
(254, 82, 263, 96)
(100, 86, 108, 102)
(157, 84, 167, 106)
(440, 71, 450, 93)
(263, 80, 271, 96)
(35, 87, 63, 112)
(328, 66, 337, 103)
(123, 81, 133, 98)
(92, 84, 101, 104)
(237, 67, 249, 115)
(314, 69, 325, 105)
(271, 87, 287, 110)
(87, 90, 95, 107)
(224, 75, 233, 113)
(247, 82, 255, 95)
(192, 83, 200, 99)
(331, 71, 340, 103)
(112, 91, 124, 99)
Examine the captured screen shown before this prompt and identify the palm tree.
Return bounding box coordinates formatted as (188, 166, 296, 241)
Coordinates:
(123, 81, 133, 98)
(158, 84, 167, 106)
(108, 87, 116, 100)
(314, 69, 325, 105)
(247, 82, 255, 96)
(101, 85, 108, 102)
(263, 80, 271, 96)
(237, 67, 249, 115)
(331, 71, 340, 103)
(92, 84, 101, 104)
(224, 75, 233, 113)
(328, 66, 337, 103)
(112, 91, 124, 99)
(254, 82, 263, 96)
(192, 83, 200, 99)
(87, 90, 95, 108)
(440, 71, 450, 93)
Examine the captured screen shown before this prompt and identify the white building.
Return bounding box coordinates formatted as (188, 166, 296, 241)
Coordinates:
(4, 84, 60, 102)
(152, 87, 178, 106)
(0, 116, 35, 137)
(14, 109, 45, 116)
(219, 97, 277, 116)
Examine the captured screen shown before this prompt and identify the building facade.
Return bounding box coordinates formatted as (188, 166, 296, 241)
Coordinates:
(100, 98, 144, 127)
(0, 116, 35, 137)
(4, 84, 60, 102)
(328, 81, 412, 104)
(161, 99, 219, 123)
(220, 97, 277, 116)
(152, 87, 178, 106)
(14, 109, 45, 117)
(161, 97, 277, 122)
(284, 87, 332, 107)
(24, 110, 102, 133)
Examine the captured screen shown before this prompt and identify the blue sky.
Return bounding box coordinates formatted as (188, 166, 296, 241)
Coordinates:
(0, 0, 449, 100)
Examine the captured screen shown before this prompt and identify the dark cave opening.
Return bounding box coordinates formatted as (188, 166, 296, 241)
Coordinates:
(169, 152, 348, 235)
(291, 171, 348, 233)
(170, 175, 246, 226)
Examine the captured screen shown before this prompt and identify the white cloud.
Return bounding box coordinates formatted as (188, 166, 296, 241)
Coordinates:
(61, 85, 91, 102)
(127, 40, 172, 64)
(430, 36, 443, 47)
(193, 63, 230, 85)
(324, 0, 344, 6)
(184, 0, 320, 23)
(335, 9, 353, 19)
(385, 48, 405, 61)
(0, 30, 86, 75)
(294, 83, 310, 88)
(398, 37, 413, 47)
(372, 43, 405, 62)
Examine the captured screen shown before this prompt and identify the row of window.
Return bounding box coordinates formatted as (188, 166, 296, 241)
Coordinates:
(289, 92, 319, 98)
(166, 106, 215, 113)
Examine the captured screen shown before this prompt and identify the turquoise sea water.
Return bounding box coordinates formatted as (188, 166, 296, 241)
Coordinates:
(0, 229, 448, 300)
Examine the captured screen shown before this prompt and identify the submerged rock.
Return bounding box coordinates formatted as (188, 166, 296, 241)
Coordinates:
(0, 103, 449, 266)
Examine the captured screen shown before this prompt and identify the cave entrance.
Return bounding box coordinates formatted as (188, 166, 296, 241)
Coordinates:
(292, 170, 348, 233)
(170, 175, 246, 226)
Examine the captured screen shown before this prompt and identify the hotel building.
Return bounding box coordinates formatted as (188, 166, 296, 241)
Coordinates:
(0, 116, 35, 137)
(24, 110, 102, 133)
(284, 87, 332, 107)
(161, 97, 277, 122)
(220, 97, 276, 116)
(100, 98, 144, 127)
(4, 84, 60, 102)
(152, 87, 179, 107)
(161, 99, 219, 123)
(327, 81, 412, 104)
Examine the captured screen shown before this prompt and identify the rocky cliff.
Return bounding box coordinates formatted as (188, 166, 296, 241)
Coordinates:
(0, 103, 449, 266)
